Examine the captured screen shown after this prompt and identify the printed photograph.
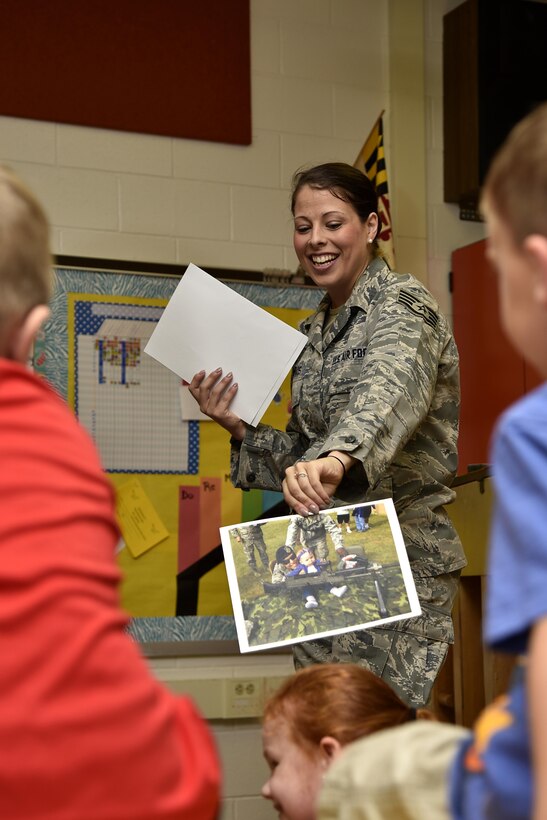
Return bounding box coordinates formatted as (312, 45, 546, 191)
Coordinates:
(220, 500, 421, 653)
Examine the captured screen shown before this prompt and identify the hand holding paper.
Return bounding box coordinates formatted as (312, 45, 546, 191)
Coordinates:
(144, 264, 308, 426)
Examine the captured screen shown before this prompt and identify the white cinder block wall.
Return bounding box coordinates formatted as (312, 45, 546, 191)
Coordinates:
(0, 1, 487, 816)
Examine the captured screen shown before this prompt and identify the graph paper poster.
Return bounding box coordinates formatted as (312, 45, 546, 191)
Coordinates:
(66, 293, 313, 617)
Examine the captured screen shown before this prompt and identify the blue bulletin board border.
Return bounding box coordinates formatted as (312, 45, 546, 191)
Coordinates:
(41, 258, 322, 650)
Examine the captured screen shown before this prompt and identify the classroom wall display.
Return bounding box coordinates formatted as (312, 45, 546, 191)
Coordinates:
(37, 262, 322, 645)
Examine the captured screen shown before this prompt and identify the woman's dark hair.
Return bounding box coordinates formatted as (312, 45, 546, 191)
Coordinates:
(291, 162, 381, 236)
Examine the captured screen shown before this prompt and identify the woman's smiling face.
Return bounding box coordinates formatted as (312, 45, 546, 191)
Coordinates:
(293, 185, 376, 307)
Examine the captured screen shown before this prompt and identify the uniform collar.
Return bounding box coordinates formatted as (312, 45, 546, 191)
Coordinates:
(301, 257, 390, 350)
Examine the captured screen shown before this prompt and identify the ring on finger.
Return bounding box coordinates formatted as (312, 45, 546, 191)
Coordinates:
(295, 472, 308, 479)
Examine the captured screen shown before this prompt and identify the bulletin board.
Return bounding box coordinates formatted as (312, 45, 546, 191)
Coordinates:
(0, 0, 251, 145)
(38, 261, 322, 646)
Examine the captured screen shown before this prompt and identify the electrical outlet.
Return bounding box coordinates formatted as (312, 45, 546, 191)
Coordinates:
(222, 677, 263, 718)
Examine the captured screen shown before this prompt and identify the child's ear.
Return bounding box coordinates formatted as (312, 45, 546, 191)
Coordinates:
(524, 235, 547, 307)
(9, 305, 50, 364)
(318, 735, 342, 767)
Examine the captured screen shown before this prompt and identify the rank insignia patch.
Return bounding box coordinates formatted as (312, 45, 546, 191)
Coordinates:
(398, 289, 438, 329)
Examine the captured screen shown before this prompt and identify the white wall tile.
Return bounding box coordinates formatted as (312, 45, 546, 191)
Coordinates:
(57, 124, 172, 176)
(250, 14, 281, 74)
(332, 87, 385, 144)
(328, 0, 388, 33)
(430, 203, 487, 260)
(56, 168, 119, 229)
(424, 38, 443, 100)
(173, 131, 280, 188)
(394, 235, 428, 284)
(173, 180, 232, 240)
(426, 145, 444, 206)
(0, 116, 56, 164)
(253, 75, 334, 138)
(280, 133, 360, 187)
(253, 0, 330, 24)
(282, 245, 301, 272)
(119, 176, 232, 240)
(59, 228, 177, 264)
(281, 21, 386, 86)
(232, 186, 293, 246)
(176, 237, 285, 272)
(235, 796, 277, 819)
(6, 162, 62, 222)
(427, 256, 453, 319)
(219, 798, 234, 820)
(9, 162, 118, 230)
(213, 723, 270, 798)
(50, 227, 61, 256)
(119, 175, 176, 235)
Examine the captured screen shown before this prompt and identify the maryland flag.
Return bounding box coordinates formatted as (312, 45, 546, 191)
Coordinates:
(354, 112, 396, 269)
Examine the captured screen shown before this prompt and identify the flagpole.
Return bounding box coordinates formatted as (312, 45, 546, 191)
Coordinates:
(369, 109, 385, 133)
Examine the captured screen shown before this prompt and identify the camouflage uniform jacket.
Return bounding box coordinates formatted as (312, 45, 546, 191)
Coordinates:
(270, 562, 289, 584)
(286, 514, 344, 559)
(231, 257, 466, 584)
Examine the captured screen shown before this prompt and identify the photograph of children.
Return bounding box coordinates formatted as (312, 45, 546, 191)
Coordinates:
(220, 500, 421, 653)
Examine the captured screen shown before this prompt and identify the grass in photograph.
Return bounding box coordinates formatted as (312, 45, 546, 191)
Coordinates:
(226, 508, 411, 649)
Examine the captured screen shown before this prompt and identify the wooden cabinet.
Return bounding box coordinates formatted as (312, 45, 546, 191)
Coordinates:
(452, 238, 541, 474)
(443, 0, 547, 217)
(431, 471, 516, 728)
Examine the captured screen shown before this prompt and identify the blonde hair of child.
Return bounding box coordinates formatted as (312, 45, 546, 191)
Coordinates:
(481, 102, 547, 244)
(0, 165, 52, 343)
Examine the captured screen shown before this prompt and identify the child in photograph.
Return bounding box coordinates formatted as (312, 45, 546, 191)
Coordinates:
(287, 548, 348, 609)
(336, 507, 352, 533)
(353, 503, 374, 532)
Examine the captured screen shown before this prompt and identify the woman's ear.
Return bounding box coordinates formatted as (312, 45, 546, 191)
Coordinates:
(524, 235, 547, 307)
(366, 212, 379, 242)
(9, 305, 50, 364)
(318, 735, 342, 767)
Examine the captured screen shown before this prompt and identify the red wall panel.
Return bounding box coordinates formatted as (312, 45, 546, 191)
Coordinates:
(452, 238, 542, 473)
(0, 0, 251, 145)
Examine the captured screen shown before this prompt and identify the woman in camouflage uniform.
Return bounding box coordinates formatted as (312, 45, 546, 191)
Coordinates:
(189, 163, 465, 708)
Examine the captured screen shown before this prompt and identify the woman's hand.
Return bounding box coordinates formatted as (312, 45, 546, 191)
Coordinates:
(282, 454, 349, 516)
(188, 368, 246, 441)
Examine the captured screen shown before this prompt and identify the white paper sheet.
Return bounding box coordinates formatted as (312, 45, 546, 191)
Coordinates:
(144, 263, 308, 426)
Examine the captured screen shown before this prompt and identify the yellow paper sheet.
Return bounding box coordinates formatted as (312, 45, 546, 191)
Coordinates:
(116, 477, 169, 558)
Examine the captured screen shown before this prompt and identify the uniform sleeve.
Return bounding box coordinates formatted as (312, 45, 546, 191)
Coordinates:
(320, 288, 449, 485)
(271, 563, 287, 583)
(230, 418, 309, 491)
